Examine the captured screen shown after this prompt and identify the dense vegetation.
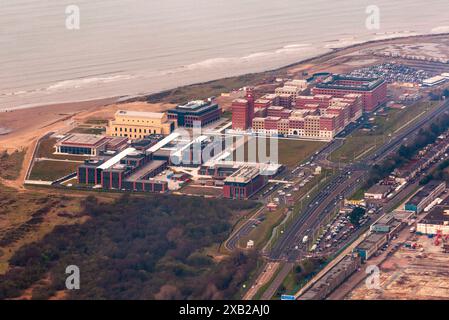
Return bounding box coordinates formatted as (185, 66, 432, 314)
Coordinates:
(367, 112, 449, 187)
(349, 207, 366, 226)
(276, 257, 326, 297)
(0, 194, 258, 300)
(420, 158, 449, 185)
(0, 149, 26, 180)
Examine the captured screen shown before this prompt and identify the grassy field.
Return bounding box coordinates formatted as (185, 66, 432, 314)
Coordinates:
(0, 184, 85, 274)
(238, 208, 285, 250)
(278, 139, 325, 168)
(84, 119, 109, 125)
(29, 160, 79, 181)
(233, 137, 325, 168)
(279, 268, 300, 295)
(350, 187, 366, 200)
(222, 111, 232, 119)
(146, 73, 273, 105)
(330, 100, 440, 163)
(0, 149, 26, 180)
(69, 126, 105, 135)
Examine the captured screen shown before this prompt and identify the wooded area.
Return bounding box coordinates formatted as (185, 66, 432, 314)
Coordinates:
(0, 194, 258, 300)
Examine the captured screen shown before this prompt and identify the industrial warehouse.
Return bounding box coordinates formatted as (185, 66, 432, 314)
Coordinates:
(405, 180, 446, 213)
(417, 198, 449, 235)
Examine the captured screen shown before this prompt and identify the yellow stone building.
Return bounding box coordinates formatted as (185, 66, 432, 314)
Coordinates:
(108, 110, 176, 139)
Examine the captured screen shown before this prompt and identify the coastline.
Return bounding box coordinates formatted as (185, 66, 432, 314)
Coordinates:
(4, 32, 448, 113)
(1, 31, 448, 154)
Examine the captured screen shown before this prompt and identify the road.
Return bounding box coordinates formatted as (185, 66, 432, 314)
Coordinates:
(269, 99, 449, 263)
(260, 263, 294, 300)
(326, 191, 439, 300)
(225, 207, 265, 251)
(243, 262, 280, 300)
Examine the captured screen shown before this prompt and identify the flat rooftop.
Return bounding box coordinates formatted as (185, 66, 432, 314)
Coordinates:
(407, 181, 445, 206)
(177, 100, 208, 110)
(115, 110, 165, 119)
(315, 74, 385, 91)
(169, 100, 219, 115)
(225, 166, 260, 184)
(366, 184, 391, 195)
(421, 205, 449, 225)
(97, 147, 137, 170)
(58, 133, 109, 147)
(268, 106, 285, 110)
(126, 160, 167, 182)
(357, 233, 387, 250)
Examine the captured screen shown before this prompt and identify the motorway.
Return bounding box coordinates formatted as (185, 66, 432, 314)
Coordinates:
(269, 99, 449, 262)
(224, 118, 363, 253)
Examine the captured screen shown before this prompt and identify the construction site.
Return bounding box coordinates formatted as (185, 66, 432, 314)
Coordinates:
(347, 233, 449, 300)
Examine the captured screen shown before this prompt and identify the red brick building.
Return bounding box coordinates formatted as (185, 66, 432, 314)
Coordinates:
(231, 89, 255, 130)
(312, 75, 387, 112)
(223, 166, 266, 200)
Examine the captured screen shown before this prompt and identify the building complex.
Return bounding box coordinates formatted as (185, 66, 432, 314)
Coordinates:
(405, 181, 446, 214)
(168, 100, 222, 127)
(312, 75, 387, 112)
(417, 199, 449, 235)
(55, 133, 128, 156)
(107, 110, 176, 139)
(230, 74, 383, 141)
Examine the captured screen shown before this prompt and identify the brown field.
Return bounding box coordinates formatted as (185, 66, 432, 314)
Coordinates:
(347, 235, 449, 300)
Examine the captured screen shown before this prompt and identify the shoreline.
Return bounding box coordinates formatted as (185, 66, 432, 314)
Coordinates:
(4, 32, 449, 112)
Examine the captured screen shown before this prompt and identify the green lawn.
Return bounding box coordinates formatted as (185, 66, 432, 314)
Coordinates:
(278, 140, 325, 168)
(147, 73, 267, 105)
(330, 100, 440, 163)
(350, 188, 366, 200)
(36, 137, 89, 161)
(233, 137, 324, 168)
(238, 208, 285, 250)
(29, 160, 79, 181)
(69, 126, 106, 135)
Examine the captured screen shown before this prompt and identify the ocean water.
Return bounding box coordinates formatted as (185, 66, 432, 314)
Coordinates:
(1, 0, 448, 109)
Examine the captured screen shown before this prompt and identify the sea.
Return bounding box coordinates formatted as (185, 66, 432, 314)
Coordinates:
(1, 0, 449, 110)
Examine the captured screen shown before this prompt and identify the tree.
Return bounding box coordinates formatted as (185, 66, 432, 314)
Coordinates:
(349, 207, 366, 226)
